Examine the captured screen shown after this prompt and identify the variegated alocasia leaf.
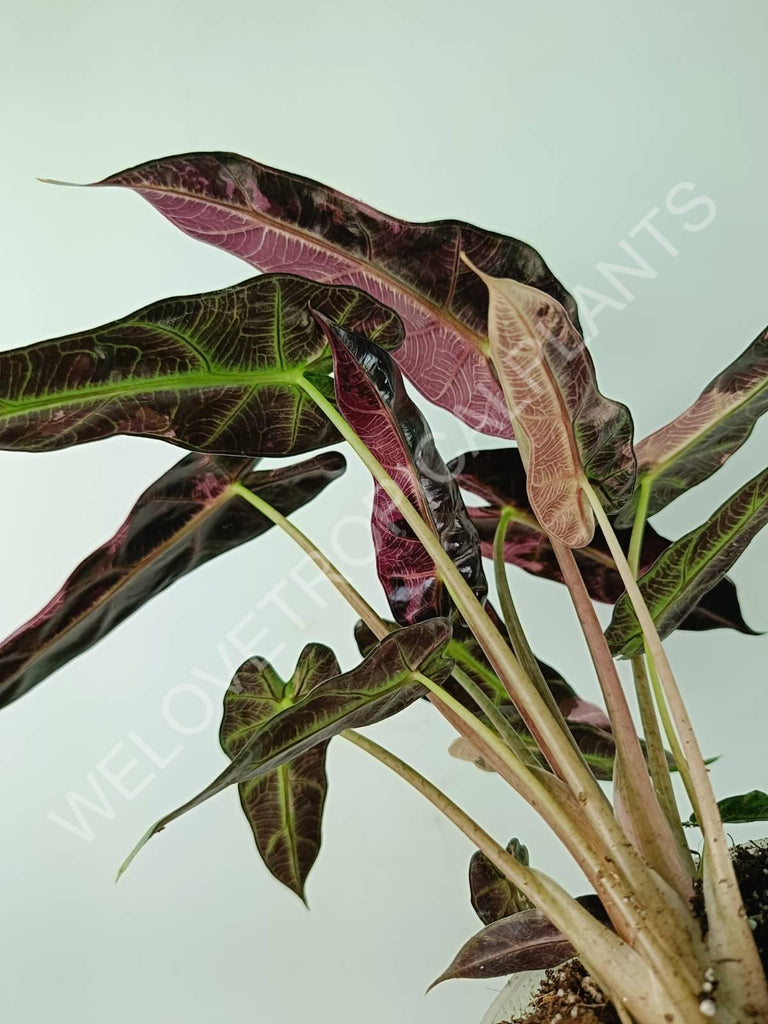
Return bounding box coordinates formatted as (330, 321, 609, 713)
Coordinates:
(607, 468, 768, 657)
(118, 619, 454, 877)
(616, 325, 768, 527)
(84, 151, 582, 438)
(449, 447, 757, 636)
(460, 259, 636, 547)
(470, 839, 534, 926)
(0, 451, 345, 708)
(220, 643, 340, 901)
(429, 894, 608, 986)
(0, 274, 402, 456)
(313, 313, 486, 625)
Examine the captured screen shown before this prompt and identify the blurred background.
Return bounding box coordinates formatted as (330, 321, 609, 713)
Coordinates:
(0, 2, 766, 1022)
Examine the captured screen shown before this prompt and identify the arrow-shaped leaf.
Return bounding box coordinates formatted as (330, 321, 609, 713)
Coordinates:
(470, 839, 534, 925)
(0, 451, 346, 707)
(449, 446, 757, 637)
(430, 895, 608, 986)
(119, 619, 454, 876)
(607, 468, 768, 657)
(313, 313, 486, 625)
(220, 643, 340, 901)
(460, 260, 635, 547)
(84, 152, 583, 439)
(616, 325, 768, 526)
(686, 790, 768, 827)
(0, 274, 402, 456)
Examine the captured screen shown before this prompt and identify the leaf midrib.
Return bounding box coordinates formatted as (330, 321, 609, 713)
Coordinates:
(0, 366, 306, 419)
(124, 180, 491, 358)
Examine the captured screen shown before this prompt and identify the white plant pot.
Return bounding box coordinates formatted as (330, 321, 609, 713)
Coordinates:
(480, 970, 546, 1024)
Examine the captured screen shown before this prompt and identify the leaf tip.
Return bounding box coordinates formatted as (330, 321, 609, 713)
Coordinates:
(37, 177, 88, 188)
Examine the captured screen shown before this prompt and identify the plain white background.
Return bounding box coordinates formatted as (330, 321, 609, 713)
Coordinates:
(0, 2, 766, 1022)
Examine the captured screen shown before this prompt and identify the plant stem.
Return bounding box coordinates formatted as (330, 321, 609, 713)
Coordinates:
(584, 481, 768, 1014)
(342, 728, 703, 1024)
(233, 482, 386, 638)
(299, 378, 613, 810)
(624, 485, 691, 865)
(550, 535, 693, 898)
(299, 379, 709, 978)
(493, 510, 571, 727)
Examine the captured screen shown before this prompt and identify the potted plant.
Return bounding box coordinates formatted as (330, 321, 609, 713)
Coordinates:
(1, 151, 766, 1022)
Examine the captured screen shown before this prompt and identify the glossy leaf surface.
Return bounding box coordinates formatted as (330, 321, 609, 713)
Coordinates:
(315, 314, 486, 624)
(616, 325, 768, 526)
(470, 839, 534, 925)
(0, 451, 346, 707)
(220, 643, 339, 900)
(119, 619, 454, 875)
(450, 447, 756, 636)
(687, 790, 768, 827)
(461, 260, 635, 546)
(607, 469, 768, 656)
(0, 274, 402, 456)
(93, 151, 582, 437)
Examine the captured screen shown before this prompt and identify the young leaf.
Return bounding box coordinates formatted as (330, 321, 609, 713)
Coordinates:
(220, 643, 340, 901)
(429, 895, 607, 986)
(607, 468, 768, 656)
(0, 274, 402, 456)
(449, 447, 757, 636)
(616, 324, 768, 526)
(0, 451, 346, 707)
(313, 313, 486, 624)
(470, 839, 534, 925)
(118, 619, 454, 877)
(460, 259, 635, 547)
(686, 790, 768, 827)
(88, 151, 581, 438)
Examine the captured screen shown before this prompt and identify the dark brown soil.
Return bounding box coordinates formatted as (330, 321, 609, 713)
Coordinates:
(506, 839, 768, 1024)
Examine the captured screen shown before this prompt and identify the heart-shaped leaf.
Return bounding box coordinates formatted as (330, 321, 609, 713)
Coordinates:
(686, 790, 768, 827)
(616, 325, 768, 526)
(460, 260, 636, 547)
(430, 894, 608, 987)
(0, 451, 346, 708)
(607, 468, 768, 657)
(449, 447, 757, 637)
(118, 619, 454, 877)
(470, 839, 534, 925)
(0, 274, 402, 456)
(220, 643, 340, 901)
(313, 313, 486, 625)
(87, 152, 582, 439)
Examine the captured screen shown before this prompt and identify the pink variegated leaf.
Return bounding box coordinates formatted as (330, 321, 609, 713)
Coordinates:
(79, 152, 581, 438)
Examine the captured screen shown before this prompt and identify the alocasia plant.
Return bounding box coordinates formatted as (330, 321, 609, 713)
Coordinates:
(4, 152, 768, 1024)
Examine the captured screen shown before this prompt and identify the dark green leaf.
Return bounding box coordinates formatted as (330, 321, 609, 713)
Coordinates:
(0, 274, 402, 456)
(0, 451, 346, 707)
(118, 619, 454, 876)
(686, 790, 768, 827)
(220, 643, 340, 901)
(607, 469, 768, 657)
